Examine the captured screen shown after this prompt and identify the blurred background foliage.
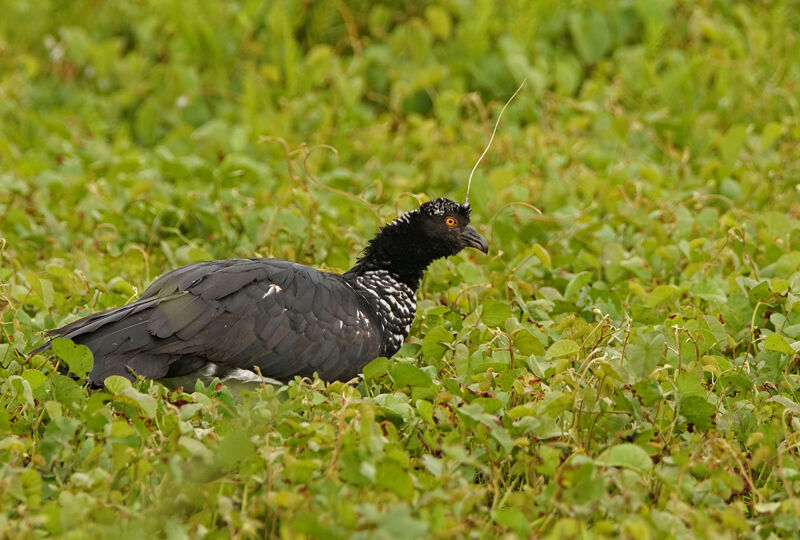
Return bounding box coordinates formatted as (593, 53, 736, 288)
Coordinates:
(2, 0, 798, 289)
(2, 0, 800, 538)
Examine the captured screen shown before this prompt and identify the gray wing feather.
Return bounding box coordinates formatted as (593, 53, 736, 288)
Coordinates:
(36, 259, 385, 385)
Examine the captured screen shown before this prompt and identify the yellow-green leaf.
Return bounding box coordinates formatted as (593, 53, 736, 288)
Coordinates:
(764, 333, 793, 355)
(546, 339, 579, 359)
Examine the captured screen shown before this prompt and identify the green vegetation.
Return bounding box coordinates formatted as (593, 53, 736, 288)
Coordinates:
(2, 0, 800, 537)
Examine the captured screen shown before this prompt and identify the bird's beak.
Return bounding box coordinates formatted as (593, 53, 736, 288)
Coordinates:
(461, 225, 489, 254)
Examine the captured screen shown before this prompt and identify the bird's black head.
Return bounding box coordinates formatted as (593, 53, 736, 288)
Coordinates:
(414, 198, 489, 257)
(347, 198, 488, 289)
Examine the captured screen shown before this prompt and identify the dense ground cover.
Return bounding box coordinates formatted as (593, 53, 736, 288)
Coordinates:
(2, 1, 800, 537)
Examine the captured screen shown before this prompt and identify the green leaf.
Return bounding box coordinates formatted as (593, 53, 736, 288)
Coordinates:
(676, 372, 705, 397)
(568, 10, 611, 64)
(24, 270, 42, 302)
(554, 52, 582, 95)
(456, 260, 485, 285)
(217, 427, 256, 470)
(44, 400, 62, 420)
(370, 501, 429, 539)
(390, 363, 433, 388)
(690, 277, 727, 306)
(763, 333, 794, 355)
(755, 502, 782, 514)
(717, 372, 753, 393)
(719, 124, 748, 169)
(494, 508, 531, 537)
(546, 339, 579, 359)
(540, 391, 573, 417)
(531, 243, 552, 270)
(564, 271, 592, 300)
(40, 278, 55, 308)
(22, 369, 47, 390)
(51, 337, 94, 378)
(647, 284, 678, 307)
(512, 328, 544, 356)
(51, 374, 86, 407)
(768, 395, 800, 416)
(376, 460, 413, 499)
(376, 394, 414, 422)
(424, 5, 452, 40)
(680, 395, 715, 430)
(472, 397, 502, 414)
(457, 403, 513, 452)
(482, 300, 512, 327)
(108, 276, 136, 297)
(422, 326, 453, 359)
(598, 443, 653, 475)
(722, 293, 752, 332)
(761, 122, 783, 150)
(632, 379, 663, 406)
(363, 357, 391, 380)
(8, 377, 34, 407)
(104, 375, 133, 394)
(416, 400, 434, 424)
(120, 387, 157, 418)
(178, 436, 213, 460)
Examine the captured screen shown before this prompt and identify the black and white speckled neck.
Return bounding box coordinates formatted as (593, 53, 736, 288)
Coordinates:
(346, 270, 416, 356)
(343, 198, 480, 357)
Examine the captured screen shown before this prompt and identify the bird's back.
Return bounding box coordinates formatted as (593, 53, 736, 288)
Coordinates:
(39, 258, 386, 386)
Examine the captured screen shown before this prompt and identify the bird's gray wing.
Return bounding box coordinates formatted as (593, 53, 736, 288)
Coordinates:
(39, 259, 384, 385)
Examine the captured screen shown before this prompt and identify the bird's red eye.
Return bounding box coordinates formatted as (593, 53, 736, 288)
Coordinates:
(446, 217, 456, 226)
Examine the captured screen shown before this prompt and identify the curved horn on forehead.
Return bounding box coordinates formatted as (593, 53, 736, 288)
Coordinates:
(465, 79, 527, 205)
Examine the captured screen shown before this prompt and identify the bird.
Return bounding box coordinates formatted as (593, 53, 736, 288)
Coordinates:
(31, 198, 488, 387)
